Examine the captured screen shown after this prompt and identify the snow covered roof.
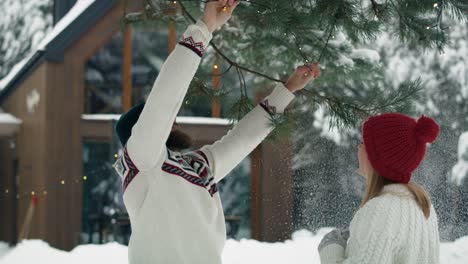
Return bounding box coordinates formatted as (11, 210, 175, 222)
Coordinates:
(82, 114, 231, 126)
(0, 112, 22, 136)
(0, 0, 115, 102)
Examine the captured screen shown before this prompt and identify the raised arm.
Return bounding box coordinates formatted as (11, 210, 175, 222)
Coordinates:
(200, 63, 321, 182)
(126, 0, 240, 171)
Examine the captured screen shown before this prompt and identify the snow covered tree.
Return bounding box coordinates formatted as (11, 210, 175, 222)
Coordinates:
(120, 0, 468, 235)
(377, 19, 468, 240)
(0, 0, 53, 78)
(124, 0, 468, 131)
(294, 17, 468, 238)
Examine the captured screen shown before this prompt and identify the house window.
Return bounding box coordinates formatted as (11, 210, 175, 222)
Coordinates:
(81, 141, 126, 244)
(84, 25, 169, 114)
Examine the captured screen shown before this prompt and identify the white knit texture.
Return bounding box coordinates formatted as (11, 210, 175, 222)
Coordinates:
(320, 184, 440, 264)
(121, 21, 296, 264)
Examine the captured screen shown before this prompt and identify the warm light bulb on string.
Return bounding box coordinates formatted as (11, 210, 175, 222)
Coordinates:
(426, 26, 431, 29)
(5, 189, 8, 194)
(31, 191, 36, 196)
(43, 190, 48, 195)
(213, 64, 219, 70)
(83, 176, 88, 181)
(433, 3, 438, 8)
(173, 1, 177, 4)
(61, 180, 65, 185)
(114, 153, 118, 158)
(222, 6, 228, 12)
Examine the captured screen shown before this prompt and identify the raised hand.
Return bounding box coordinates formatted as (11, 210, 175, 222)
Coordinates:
(285, 62, 321, 93)
(202, 0, 241, 33)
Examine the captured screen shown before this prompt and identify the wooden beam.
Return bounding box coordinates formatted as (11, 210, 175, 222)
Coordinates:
(250, 89, 293, 242)
(168, 20, 177, 53)
(167, 2, 179, 53)
(123, 25, 133, 112)
(250, 147, 262, 240)
(212, 61, 221, 117)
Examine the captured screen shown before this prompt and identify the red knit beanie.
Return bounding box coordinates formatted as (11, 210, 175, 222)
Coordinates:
(362, 113, 440, 183)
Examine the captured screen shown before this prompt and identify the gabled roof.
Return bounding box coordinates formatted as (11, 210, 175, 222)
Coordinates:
(0, 0, 116, 103)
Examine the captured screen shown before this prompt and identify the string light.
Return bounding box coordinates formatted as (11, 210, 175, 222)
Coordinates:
(173, 1, 177, 4)
(0, 164, 111, 199)
(433, 3, 438, 8)
(114, 153, 118, 158)
(426, 26, 431, 29)
(222, 6, 228, 12)
(213, 64, 219, 70)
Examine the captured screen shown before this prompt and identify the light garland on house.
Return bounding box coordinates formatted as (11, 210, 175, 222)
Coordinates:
(0, 156, 119, 200)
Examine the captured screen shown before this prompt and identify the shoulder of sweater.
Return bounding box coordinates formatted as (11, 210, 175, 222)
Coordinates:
(348, 196, 403, 248)
(353, 194, 405, 230)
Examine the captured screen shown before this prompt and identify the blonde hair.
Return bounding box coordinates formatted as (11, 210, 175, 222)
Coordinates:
(360, 171, 432, 219)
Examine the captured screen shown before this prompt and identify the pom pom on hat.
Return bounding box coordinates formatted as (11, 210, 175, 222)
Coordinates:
(415, 115, 440, 143)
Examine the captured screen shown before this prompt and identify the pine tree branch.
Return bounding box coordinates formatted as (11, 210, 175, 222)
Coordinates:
(122, 0, 428, 130)
(317, 22, 336, 62)
(178, 1, 284, 83)
(299, 89, 370, 118)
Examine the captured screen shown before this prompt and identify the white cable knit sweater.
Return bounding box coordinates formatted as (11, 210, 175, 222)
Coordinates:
(114, 21, 295, 264)
(320, 184, 440, 264)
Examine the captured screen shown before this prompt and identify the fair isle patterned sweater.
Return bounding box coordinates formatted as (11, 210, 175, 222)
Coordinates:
(320, 184, 440, 264)
(114, 21, 295, 264)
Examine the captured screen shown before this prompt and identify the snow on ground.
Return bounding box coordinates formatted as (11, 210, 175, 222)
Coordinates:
(1, 229, 467, 264)
(0, 242, 9, 259)
(441, 236, 468, 264)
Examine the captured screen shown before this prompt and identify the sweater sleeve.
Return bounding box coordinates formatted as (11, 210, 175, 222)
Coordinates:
(199, 83, 295, 182)
(126, 20, 212, 171)
(320, 197, 400, 264)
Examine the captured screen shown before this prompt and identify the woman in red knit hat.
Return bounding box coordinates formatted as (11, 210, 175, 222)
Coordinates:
(318, 113, 441, 264)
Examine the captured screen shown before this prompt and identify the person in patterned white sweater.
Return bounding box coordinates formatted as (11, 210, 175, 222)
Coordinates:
(113, 1, 320, 263)
(318, 113, 441, 264)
